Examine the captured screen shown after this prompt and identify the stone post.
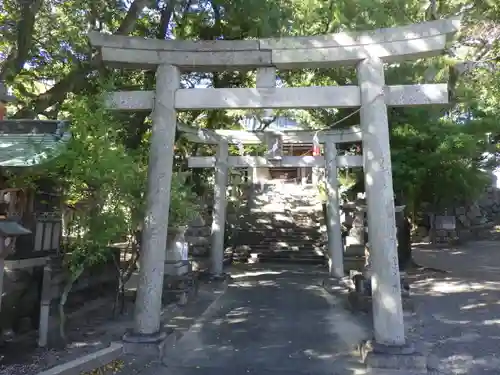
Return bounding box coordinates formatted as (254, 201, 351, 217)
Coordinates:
(211, 140, 229, 276)
(357, 57, 405, 346)
(324, 140, 344, 278)
(132, 64, 180, 337)
(0, 258, 4, 312)
(38, 263, 52, 347)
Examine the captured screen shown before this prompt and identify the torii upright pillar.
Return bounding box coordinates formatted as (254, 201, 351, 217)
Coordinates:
(131, 64, 180, 338)
(358, 57, 405, 347)
(324, 140, 344, 278)
(210, 140, 229, 277)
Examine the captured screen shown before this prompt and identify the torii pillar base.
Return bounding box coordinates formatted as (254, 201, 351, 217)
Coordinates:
(122, 330, 173, 360)
(360, 340, 429, 373)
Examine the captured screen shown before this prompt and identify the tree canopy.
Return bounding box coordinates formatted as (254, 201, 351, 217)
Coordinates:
(1, 0, 499, 221)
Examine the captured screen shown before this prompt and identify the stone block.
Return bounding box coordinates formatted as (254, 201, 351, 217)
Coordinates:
(122, 330, 175, 361)
(90, 31, 261, 52)
(360, 340, 427, 372)
(191, 245, 209, 256)
(467, 206, 481, 220)
(260, 18, 460, 50)
(101, 48, 272, 70)
(271, 35, 448, 68)
(345, 244, 365, 257)
(189, 216, 205, 227)
(385, 84, 448, 106)
(175, 86, 361, 110)
(435, 229, 447, 237)
(185, 235, 208, 245)
(343, 256, 365, 272)
(190, 257, 210, 272)
(457, 214, 470, 227)
(164, 261, 189, 276)
(199, 226, 211, 237)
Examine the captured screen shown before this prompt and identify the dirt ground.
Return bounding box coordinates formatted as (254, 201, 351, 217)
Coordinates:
(0, 295, 135, 375)
(409, 240, 500, 375)
(3, 240, 500, 375)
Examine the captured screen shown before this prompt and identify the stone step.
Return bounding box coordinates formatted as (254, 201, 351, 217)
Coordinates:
(247, 245, 324, 252)
(260, 233, 323, 239)
(243, 219, 322, 225)
(233, 243, 322, 252)
(259, 241, 323, 248)
(239, 217, 319, 223)
(233, 230, 321, 236)
(259, 230, 323, 235)
(250, 252, 327, 265)
(234, 239, 323, 247)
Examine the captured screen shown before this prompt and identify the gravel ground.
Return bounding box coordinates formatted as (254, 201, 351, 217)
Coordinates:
(408, 240, 500, 375)
(0, 297, 133, 375)
(0, 278, 223, 375)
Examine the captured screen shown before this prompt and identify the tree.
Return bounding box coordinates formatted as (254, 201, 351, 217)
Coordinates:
(1, 0, 499, 287)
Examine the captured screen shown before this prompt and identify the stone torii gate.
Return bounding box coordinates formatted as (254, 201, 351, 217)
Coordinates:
(181, 124, 363, 279)
(89, 17, 460, 358)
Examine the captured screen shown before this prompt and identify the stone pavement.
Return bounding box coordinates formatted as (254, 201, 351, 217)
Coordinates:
(410, 240, 500, 375)
(138, 264, 370, 375)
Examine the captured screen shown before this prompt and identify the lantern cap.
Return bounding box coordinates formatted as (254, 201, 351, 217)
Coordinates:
(0, 219, 31, 236)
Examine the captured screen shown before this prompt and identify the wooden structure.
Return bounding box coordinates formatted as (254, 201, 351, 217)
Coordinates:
(0, 119, 71, 347)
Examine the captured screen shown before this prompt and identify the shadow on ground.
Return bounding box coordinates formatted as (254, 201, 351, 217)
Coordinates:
(159, 264, 369, 375)
(407, 240, 500, 375)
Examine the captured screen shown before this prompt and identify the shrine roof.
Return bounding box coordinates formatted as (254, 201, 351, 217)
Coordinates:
(0, 220, 32, 236)
(0, 120, 71, 167)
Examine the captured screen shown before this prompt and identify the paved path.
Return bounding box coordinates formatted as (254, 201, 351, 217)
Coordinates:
(411, 241, 500, 375)
(146, 265, 369, 375)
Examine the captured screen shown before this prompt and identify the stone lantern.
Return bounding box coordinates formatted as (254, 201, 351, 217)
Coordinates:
(0, 82, 16, 121)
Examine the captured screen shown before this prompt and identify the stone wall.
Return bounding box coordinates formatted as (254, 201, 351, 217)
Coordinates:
(429, 185, 500, 243)
(185, 215, 211, 271)
(186, 183, 251, 271)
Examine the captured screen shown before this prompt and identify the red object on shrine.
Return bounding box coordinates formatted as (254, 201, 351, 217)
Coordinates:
(312, 132, 321, 155)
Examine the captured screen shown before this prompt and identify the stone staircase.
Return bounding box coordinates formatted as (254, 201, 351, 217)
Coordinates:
(232, 181, 327, 264)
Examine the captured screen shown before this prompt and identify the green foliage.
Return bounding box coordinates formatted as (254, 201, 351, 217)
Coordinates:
(168, 171, 199, 227)
(56, 91, 144, 275)
(1, 0, 499, 231)
(391, 118, 492, 215)
(8, 87, 200, 278)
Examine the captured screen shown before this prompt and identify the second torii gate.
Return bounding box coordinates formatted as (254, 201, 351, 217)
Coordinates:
(181, 125, 363, 278)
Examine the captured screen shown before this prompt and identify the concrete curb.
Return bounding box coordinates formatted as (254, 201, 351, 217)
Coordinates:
(36, 342, 123, 375)
(161, 278, 229, 362)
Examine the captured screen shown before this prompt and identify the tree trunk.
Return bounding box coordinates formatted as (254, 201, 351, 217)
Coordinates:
(58, 269, 83, 342)
(397, 213, 412, 270)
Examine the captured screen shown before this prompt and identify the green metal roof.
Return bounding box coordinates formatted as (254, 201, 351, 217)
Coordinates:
(0, 220, 31, 236)
(0, 120, 71, 167)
